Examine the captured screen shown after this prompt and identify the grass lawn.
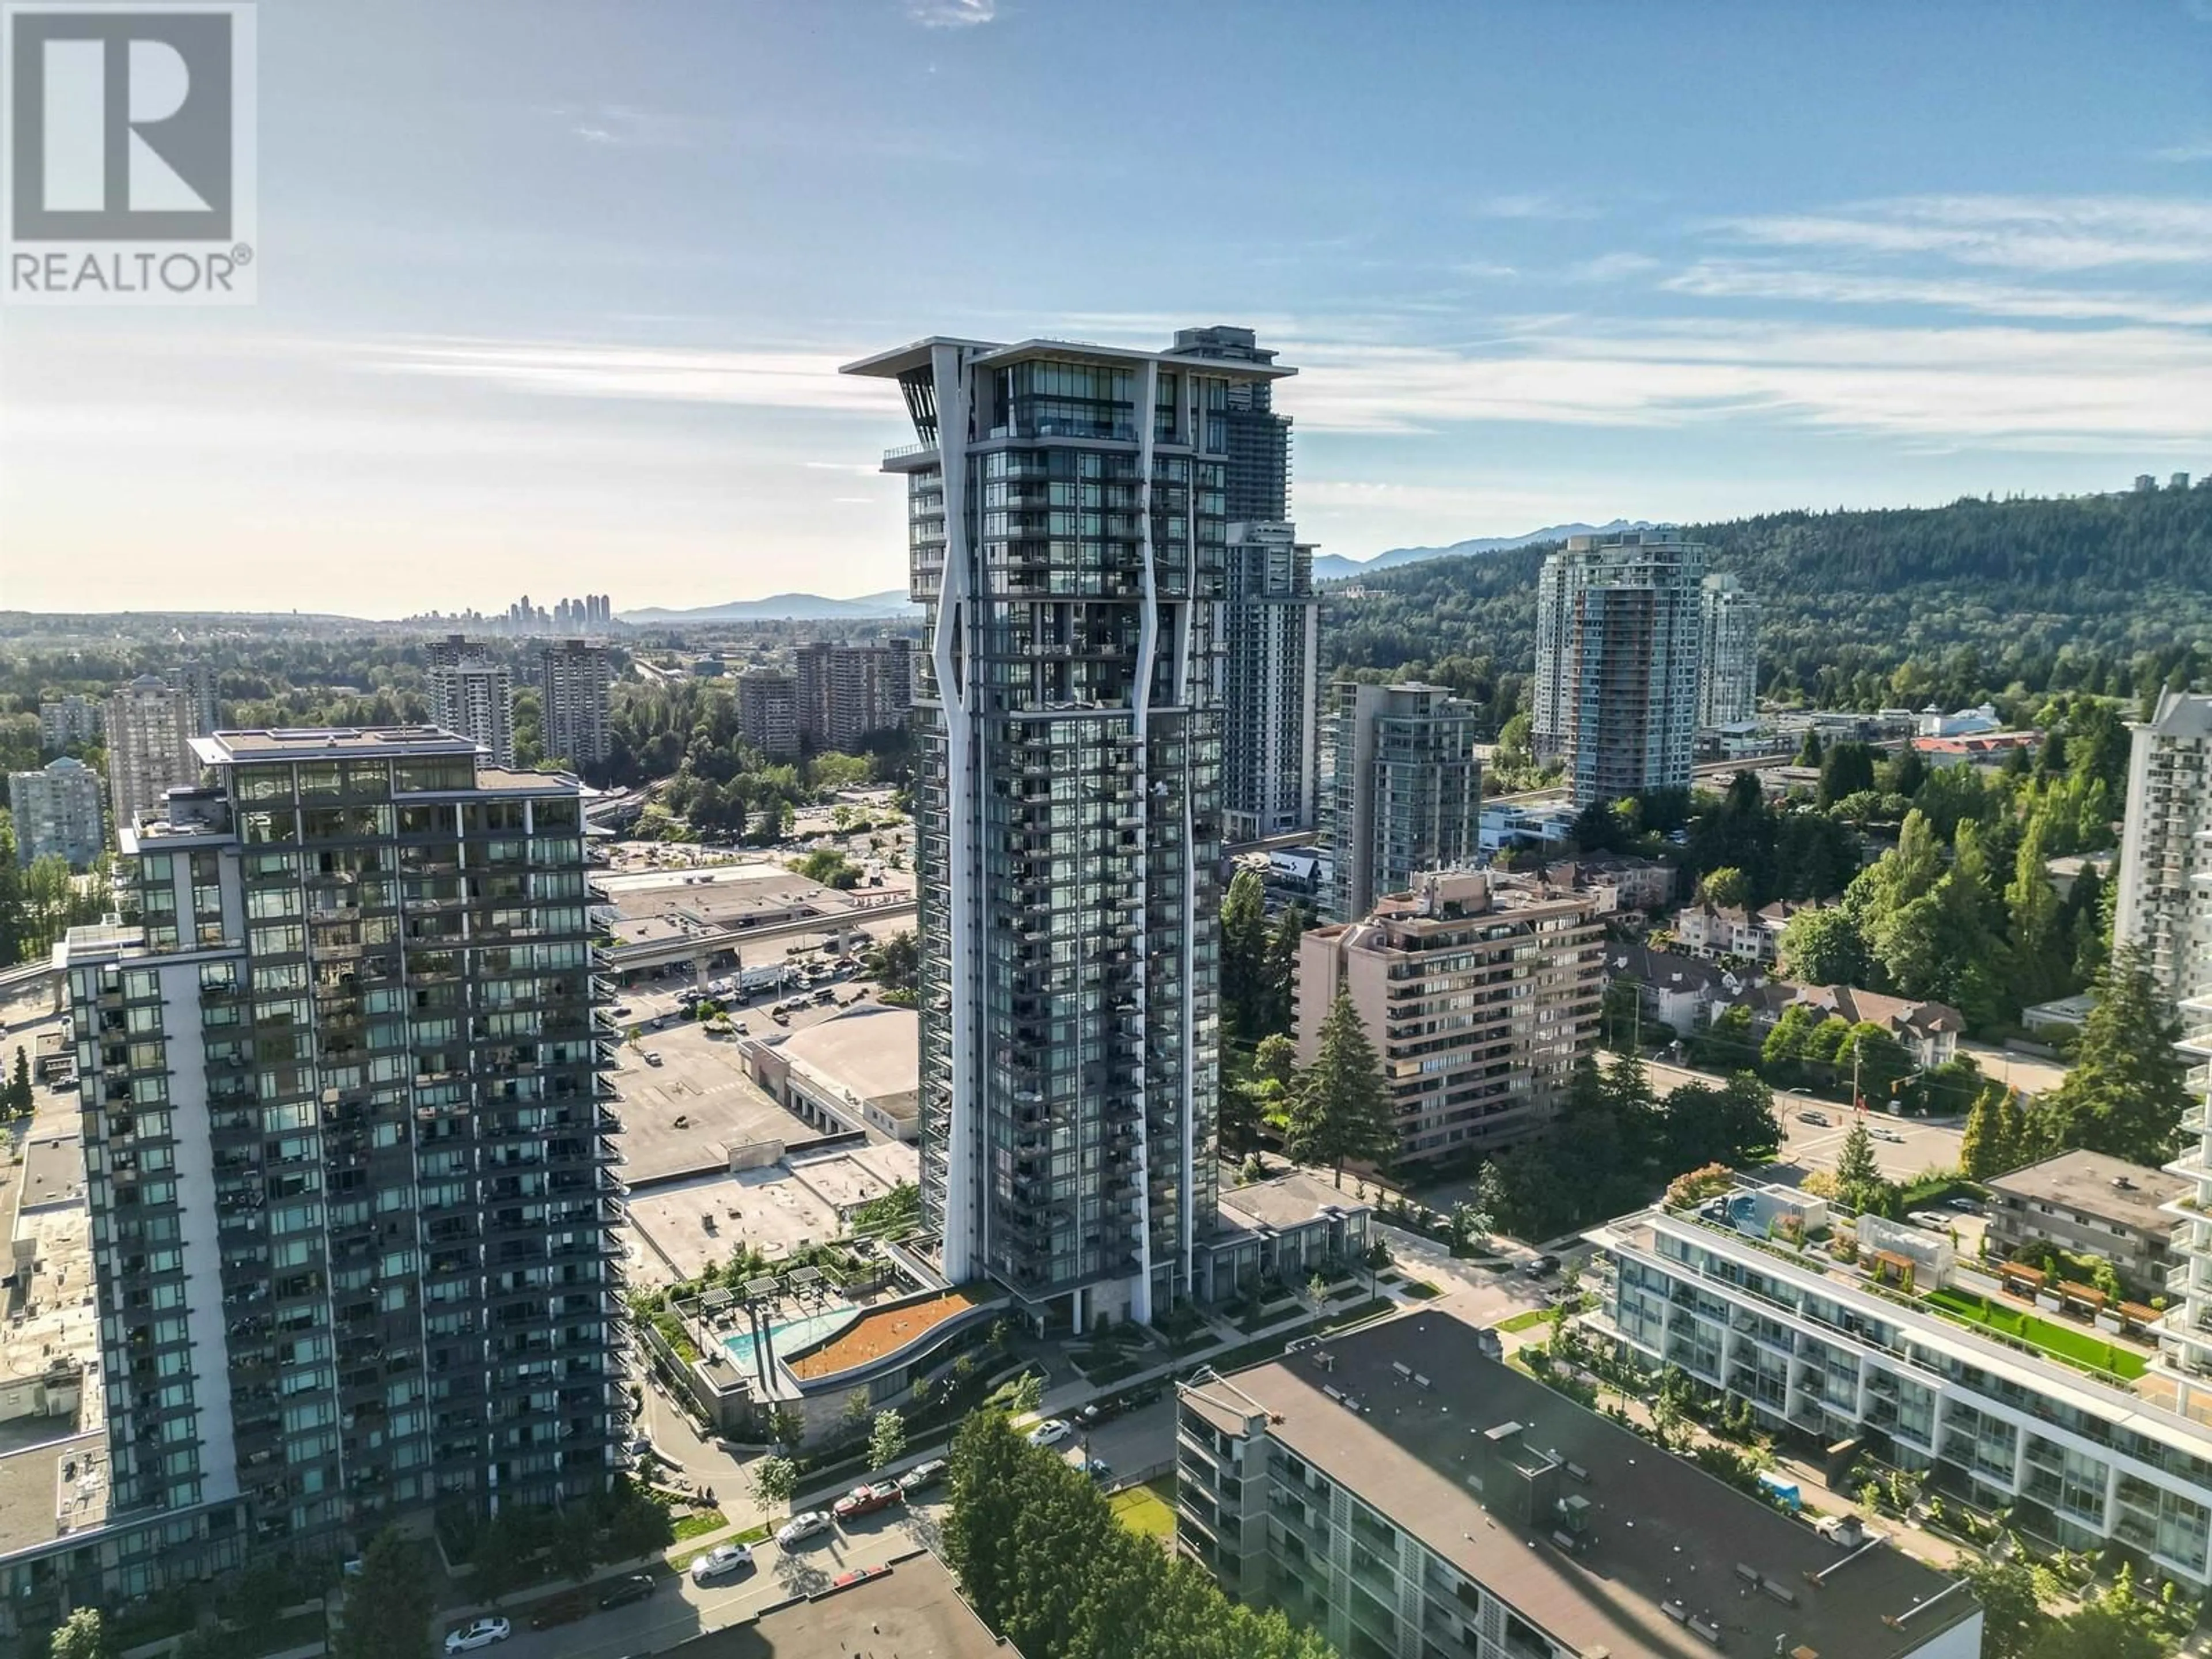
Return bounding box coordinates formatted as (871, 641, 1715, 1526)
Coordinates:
(672, 1510, 726, 1541)
(1925, 1288, 2149, 1380)
(1496, 1307, 1554, 1334)
(1108, 1477, 1178, 1543)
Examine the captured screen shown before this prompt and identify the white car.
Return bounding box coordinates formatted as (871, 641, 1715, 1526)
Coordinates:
(689, 1542, 753, 1583)
(776, 1510, 833, 1547)
(1026, 1418, 1072, 1449)
(444, 1619, 510, 1654)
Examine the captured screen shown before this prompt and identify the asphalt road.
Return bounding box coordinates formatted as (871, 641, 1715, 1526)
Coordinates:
(474, 1499, 944, 1659)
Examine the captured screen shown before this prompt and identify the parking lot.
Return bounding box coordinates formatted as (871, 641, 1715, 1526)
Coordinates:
(1634, 1058, 1965, 1183)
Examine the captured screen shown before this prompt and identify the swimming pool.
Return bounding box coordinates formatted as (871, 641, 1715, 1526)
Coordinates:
(721, 1305, 860, 1373)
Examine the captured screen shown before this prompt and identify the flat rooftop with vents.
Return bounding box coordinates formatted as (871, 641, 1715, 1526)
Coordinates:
(1177, 1312, 1980, 1659)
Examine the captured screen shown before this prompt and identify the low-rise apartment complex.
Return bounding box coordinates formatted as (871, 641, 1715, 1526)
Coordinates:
(1176, 1312, 1982, 1659)
(1589, 1185, 2212, 1589)
(1294, 869, 1603, 1165)
(1985, 1150, 2186, 1299)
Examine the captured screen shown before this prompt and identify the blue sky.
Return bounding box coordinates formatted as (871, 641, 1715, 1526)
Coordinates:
(5, 0, 2211, 615)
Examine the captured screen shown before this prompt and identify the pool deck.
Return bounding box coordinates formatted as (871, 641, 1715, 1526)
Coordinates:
(785, 1289, 984, 1381)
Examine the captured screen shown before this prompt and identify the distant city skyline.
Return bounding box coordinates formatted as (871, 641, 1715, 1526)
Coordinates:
(4, 0, 2210, 614)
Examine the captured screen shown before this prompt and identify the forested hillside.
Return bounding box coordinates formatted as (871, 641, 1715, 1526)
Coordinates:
(1325, 487, 2212, 724)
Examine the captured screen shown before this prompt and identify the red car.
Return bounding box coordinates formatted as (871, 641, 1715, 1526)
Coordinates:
(833, 1480, 903, 1522)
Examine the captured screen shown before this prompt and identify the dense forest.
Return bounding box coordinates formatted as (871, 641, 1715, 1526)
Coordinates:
(1326, 486, 2212, 727)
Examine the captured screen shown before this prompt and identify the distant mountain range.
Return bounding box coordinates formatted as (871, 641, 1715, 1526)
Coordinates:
(620, 589, 918, 623)
(617, 522, 1646, 619)
(1310, 520, 1650, 583)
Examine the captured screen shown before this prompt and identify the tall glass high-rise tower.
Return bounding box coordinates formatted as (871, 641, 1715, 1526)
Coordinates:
(844, 334, 1294, 1328)
(62, 728, 623, 1559)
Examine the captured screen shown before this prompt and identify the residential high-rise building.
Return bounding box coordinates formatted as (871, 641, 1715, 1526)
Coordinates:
(845, 328, 1291, 1325)
(1296, 869, 1603, 1163)
(791, 639, 916, 750)
(427, 634, 473, 673)
(1220, 522, 1320, 842)
(1318, 681, 1482, 923)
(59, 728, 623, 1557)
(2162, 984, 2212, 1411)
(105, 675, 198, 836)
(537, 641, 613, 771)
(2115, 691, 2212, 1006)
(1695, 571, 1759, 728)
(738, 668, 801, 758)
(430, 659, 517, 767)
(37, 694, 101, 752)
(1169, 325, 1290, 521)
(8, 756, 104, 868)
(1534, 531, 1706, 806)
(175, 660, 221, 739)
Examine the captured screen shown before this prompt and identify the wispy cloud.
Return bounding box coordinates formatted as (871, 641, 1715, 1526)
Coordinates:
(552, 104, 708, 149)
(1472, 192, 1599, 221)
(1569, 252, 1661, 283)
(2153, 138, 2212, 162)
(363, 338, 887, 414)
(1717, 194, 2212, 271)
(908, 0, 995, 26)
(1664, 262, 2212, 328)
(1283, 317, 2212, 449)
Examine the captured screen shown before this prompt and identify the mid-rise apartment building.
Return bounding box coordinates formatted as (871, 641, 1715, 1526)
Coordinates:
(537, 641, 613, 772)
(846, 327, 1280, 1326)
(738, 668, 801, 758)
(105, 675, 198, 837)
(1534, 532, 1706, 806)
(1221, 522, 1320, 842)
(1695, 572, 1759, 729)
(792, 639, 915, 749)
(2115, 691, 2212, 1006)
(1176, 1313, 1982, 1659)
(9, 756, 104, 868)
(1319, 681, 1482, 923)
(1985, 1150, 2186, 1300)
(429, 659, 517, 767)
(37, 694, 101, 752)
(1295, 869, 1602, 1164)
(1589, 1187, 2212, 1588)
(60, 728, 623, 1562)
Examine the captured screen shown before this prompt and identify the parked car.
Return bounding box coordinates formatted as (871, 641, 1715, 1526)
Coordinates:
(1524, 1254, 1559, 1277)
(599, 1574, 657, 1610)
(778, 1511, 834, 1547)
(1908, 1210, 1953, 1231)
(642, 1051, 663, 1067)
(897, 1459, 948, 1494)
(834, 1480, 903, 1521)
(1081, 1457, 1113, 1482)
(1798, 1109, 1830, 1126)
(1076, 1399, 1121, 1428)
(1945, 1197, 1984, 1214)
(1026, 1418, 1072, 1448)
(527, 1595, 590, 1631)
(688, 1543, 753, 1584)
(444, 1620, 511, 1654)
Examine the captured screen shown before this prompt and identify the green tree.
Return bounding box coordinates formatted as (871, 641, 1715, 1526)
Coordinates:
(1834, 1120, 1882, 1191)
(2006, 812, 2068, 1007)
(2029, 945, 2189, 1166)
(1957, 1556, 2046, 1659)
(332, 1529, 434, 1659)
(1219, 868, 1269, 1041)
(1959, 1081, 2019, 1179)
(1284, 994, 1396, 1187)
(7, 1046, 31, 1116)
(1819, 741, 1879, 805)
(1258, 902, 1306, 1036)
(1840, 1021, 1913, 1109)
(1778, 906, 1870, 987)
(1006, 1371, 1044, 1417)
(868, 1409, 907, 1471)
(1698, 866, 1750, 910)
(750, 1455, 798, 1506)
(46, 1608, 111, 1659)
